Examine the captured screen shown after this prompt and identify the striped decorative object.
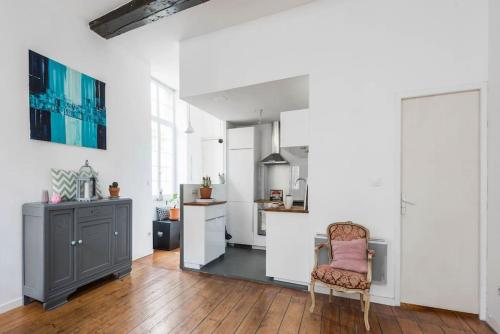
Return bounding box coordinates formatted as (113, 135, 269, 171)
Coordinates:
(51, 169, 77, 200)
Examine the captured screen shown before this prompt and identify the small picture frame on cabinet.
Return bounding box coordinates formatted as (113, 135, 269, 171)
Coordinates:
(270, 189, 283, 201)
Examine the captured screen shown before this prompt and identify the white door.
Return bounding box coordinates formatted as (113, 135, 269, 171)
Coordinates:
(227, 149, 254, 202)
(226, 202, 254, 245)
(401, 90, 480, 313)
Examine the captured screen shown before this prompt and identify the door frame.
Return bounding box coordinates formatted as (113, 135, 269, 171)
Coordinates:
(394, 82, 488, 320)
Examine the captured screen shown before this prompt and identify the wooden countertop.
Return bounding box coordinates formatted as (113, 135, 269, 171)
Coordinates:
(263, 205, 309, 213)
(184, 201, 227, 206)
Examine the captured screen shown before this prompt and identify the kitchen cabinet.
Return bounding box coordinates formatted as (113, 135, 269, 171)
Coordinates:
(227, 149, 255, 202)
(227, 127, 255, 149)
(183, 202, 226, 269)
(266, 211, 310, 285)
(280, 109, 309, 148)
(226, 202, 254, 245)
(22, 199, 132, 310)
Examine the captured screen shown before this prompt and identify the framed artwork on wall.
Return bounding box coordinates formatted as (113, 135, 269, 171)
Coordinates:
(29, 50, 107, 149)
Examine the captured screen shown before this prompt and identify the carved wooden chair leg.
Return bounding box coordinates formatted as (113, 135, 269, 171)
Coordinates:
(309, 279, 316, 313)
(363, 293, 371, 331)
(329, 289, 333, 303)
(360, 293, 364, 311)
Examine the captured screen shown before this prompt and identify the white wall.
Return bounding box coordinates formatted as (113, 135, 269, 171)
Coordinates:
(180, 0, 489, 304)
(487, 0, 500, 330)
(0, 1, 152, 313)
(179, 102, 226, 185)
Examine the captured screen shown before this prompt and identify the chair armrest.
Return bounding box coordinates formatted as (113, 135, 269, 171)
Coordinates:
(367, 249, 375, 282)
(313, 243, 328, 269)
(367, 249, 375, 258)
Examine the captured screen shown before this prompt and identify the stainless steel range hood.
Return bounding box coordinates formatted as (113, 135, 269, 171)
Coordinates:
(261, 121, 288, 165)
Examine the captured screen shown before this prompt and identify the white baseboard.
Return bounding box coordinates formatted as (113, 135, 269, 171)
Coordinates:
(0, 298, 22, 315)
(487, 315, 499, 333)
(313, 285, 395, 306)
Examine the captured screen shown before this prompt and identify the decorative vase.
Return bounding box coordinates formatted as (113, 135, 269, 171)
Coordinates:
(169, 208, 180, 221)
(109, 187, 120, 198)
(200, 187, 212, 199)
(284, 195, 293, 209)
(51, 192, 61, 204)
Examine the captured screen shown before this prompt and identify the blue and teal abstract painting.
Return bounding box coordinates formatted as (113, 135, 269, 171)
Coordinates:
(29, 50, 106, 149)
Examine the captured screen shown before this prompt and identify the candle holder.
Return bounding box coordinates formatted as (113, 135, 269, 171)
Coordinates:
(76, 160, 97, 202)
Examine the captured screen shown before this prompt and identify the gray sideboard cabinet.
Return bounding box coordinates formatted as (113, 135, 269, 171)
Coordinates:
(22, 199, 132, 310)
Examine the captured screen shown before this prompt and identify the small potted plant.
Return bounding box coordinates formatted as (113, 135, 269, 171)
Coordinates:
(200, 176, 212, 199)
(109, 182, 120, 198)
(168, 193, 180, 220)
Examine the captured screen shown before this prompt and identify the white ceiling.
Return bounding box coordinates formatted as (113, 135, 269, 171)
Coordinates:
(57, 0, 317, 88)
(184, 75, 309, 125)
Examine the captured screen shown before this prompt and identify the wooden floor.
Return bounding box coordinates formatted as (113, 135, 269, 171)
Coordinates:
(0, 250, 494, 334)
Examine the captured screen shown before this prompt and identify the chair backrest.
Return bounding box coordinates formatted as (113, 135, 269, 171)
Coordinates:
(326, 221, 370, 261)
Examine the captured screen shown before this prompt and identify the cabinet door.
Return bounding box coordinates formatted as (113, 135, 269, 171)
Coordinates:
(227, 127, 255, 149)
(226, 202, 254, 245)
(48, 210, 76, 291)
(227, 149, 255, 202)
(205, 216, 225, 264)
(114, 204, 131, 265)
(76, 218, 113, 280)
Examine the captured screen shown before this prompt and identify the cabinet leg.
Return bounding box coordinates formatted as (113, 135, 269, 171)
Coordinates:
(43, 290, 75, 311)
(23, 296, 33, 305)
(114, 266, 132, 279)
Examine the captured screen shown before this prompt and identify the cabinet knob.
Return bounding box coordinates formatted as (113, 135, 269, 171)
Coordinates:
(78, 240, 83, 244)
(114, 231, 118, 236)
(71, 240, 76, 246)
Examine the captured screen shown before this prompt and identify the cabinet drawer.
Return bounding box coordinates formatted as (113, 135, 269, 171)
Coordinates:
(205, 205, 225, 220)
(78, 206, 113, 220)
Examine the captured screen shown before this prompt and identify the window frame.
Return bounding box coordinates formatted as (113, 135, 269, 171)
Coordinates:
(151, 78, 177, 199)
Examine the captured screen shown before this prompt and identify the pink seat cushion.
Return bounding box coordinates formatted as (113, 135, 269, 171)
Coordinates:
(330, 238, 368, 273)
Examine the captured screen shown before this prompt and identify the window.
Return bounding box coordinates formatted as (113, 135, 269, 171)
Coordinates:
(151, 80, 176, 198)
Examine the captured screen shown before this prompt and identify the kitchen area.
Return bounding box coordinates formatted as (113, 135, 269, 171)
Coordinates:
(181, 75, 313, 288)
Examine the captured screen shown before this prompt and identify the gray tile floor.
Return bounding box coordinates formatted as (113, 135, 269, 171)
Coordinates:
(200, 245, 307, 291)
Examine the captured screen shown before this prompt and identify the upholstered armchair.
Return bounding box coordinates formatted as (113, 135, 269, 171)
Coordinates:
(310, 221, 374, 331)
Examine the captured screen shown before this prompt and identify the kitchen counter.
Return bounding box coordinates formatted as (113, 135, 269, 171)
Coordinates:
(184, 201, 227, 206)
(263, 205, 308, 213)
(266, 206, 309, 285)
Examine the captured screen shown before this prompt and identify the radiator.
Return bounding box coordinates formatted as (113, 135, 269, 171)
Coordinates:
(314, 234, 388, 285)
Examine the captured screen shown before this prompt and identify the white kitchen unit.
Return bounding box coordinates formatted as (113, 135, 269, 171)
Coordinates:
(183, 202, 226, 269)
(226, 201, 254, 245)
(227, 126, 255, 149)
(226, 126, 260, 246)
(266, 210, 310, 285)
(280, 109, 309, 148)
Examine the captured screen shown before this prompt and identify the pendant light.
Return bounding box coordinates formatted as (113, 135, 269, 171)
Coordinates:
(185, 103, 194, 134)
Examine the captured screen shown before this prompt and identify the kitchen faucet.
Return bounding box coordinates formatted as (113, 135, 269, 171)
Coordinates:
(295, 177, 307, 188)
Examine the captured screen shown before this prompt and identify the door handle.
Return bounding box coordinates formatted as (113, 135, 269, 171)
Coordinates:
(78, 240, 83, 245)
(114, 231, 119, 236)
(71, 240, 76, 246)
(401, 194, 416, 215)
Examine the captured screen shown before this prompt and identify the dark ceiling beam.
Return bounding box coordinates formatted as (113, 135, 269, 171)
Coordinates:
(89, 0, 210, 39)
